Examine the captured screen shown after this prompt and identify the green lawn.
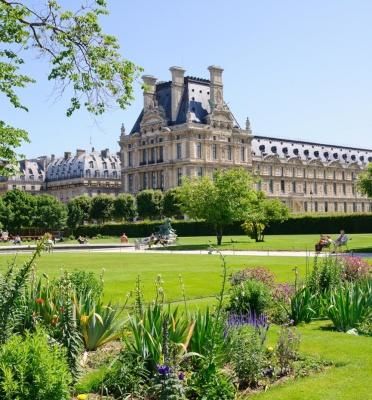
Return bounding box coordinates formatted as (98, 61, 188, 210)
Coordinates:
(0, 252, 309, 303)
(170, 233, 372, 252)
(1, 250, 371, 399)
(2, 233, 371, 252)
(252, 321, 372, 400)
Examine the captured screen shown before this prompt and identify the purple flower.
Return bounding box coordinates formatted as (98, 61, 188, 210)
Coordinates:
(157, 364, 171, 376)
(227, 311, 268, 330)
(178, 372, 185, 381)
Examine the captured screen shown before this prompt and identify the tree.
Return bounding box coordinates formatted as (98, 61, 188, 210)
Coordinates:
(178, 168, 256, 245)
(136, 190, 163, 220)
(33, 194, 67, 230)
(67, 196, 92, 229)
(113, 193, 136, 221)
(0, 0, 141, 173)
(242, 192, 289, 242)
(162, 188, 183, 219)
(357, 163, 372, 198)
(90, 194, 114, 224)
(0, 189, 35, 231)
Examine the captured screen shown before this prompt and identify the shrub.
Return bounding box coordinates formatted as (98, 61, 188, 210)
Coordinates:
(307, 256, 342, 294)
(0, 330, 71, 400)
(136, 189, 164, 220)
(228, 279, 272, 315)
(270, 283, 295, 324)
(341, 256, 371, 282)
(101, 352, 148, 398)
(327, 279, 372, 332)
(285, 286, 316, 325)
(230, 267, 275, 287)
(276, 325, 301, 376)
(230, 328, 266, 388)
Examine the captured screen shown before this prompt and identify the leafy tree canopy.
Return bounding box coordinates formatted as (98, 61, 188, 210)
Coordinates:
(136, 189, 163, 220)
(0, 0, 141, 173)
(357, 163, 372, 198)
(33, 194, 67, 229)
(90, 194, 114, 223)
(0, 189, 35, 230)
(178, 168, 256, 245)
(113, 193, 136, 221)
(242, 191, 289, 242)
(162, 187, 183, 219)
(67, 195, 92, 229)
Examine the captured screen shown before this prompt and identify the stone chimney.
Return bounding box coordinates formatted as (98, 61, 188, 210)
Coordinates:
(208, 65, 224, 109)
(51, 154, 55, 162)
(101, 148, 110, 158)
(64, 151, 71, 160)
(169, 66, 185, 122)
(76, 149, 86, 157)
(142, 75, 157, 111)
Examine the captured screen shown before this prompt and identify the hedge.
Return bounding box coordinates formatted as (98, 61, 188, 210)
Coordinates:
(74, 213, 372, 238)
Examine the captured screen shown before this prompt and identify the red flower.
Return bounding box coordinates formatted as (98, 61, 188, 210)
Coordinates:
(35, 298, 45, 305)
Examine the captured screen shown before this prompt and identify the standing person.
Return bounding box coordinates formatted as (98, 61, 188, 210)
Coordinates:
(120, 233, 128, 243)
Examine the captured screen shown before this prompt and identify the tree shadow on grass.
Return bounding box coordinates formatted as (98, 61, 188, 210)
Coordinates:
(347, 246, 372, 254)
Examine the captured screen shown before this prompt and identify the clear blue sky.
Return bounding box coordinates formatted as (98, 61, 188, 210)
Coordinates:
(2, 0, 372, 158)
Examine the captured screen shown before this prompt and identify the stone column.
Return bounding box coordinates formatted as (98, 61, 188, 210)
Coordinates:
(208, 65, 224, 110)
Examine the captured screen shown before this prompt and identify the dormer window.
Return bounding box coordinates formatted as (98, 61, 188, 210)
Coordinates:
(89, 161, 94, 168)
(111, 162, 116, 169)
(95, 170, 100, 178)
(102, 162, 107, 169)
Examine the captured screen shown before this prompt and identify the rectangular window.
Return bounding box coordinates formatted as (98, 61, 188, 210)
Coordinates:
(281, 180, 285, 193)
(151, 171, 156, 188)
(176, 143, 182, 159)
(257, 181, 262, 191)
(158, 146, 163, 162)
(353, 202, 356, 212)
(325, 201, 328, 212)
(292, 181, 296, 193)
(150, 147, 155, 163)
(304, 201, 308, 212)
(344, 202, 347, 212)
(143, 172, 147, 189)
(281, 167, 284, 177)
(342, 183, 346, 195)
(304, 181, 307, 194)
(314, 182, 318, 194)
(362, 202, 365, 212)
(315, 201, 318, 212)
(128, 152, 132, 167)
(334, 202, 338, 212)
(212, 144, 217, 160)
(142, 149, 147, 164)
(269, 179, 274, 193)
(324, 183, 327, 195)
(177, 168, 182, 186)
(333, 183, 337, 195)
(160, 171, 164, 189)
(197, 167, 203, 177)
(241, 146, 245, 161)
(227, 145, 232, 161)
(196, 143, 202, 159)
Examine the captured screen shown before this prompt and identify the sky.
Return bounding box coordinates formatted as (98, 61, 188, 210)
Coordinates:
(2, 0, 372, 159)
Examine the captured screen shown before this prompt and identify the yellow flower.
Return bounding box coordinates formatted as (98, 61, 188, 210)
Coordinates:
(77, 394, 88, 400)
(80, 315, 89, 325)
(267, 346, 274, 352)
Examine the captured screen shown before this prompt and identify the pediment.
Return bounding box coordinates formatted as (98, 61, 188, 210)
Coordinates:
(287, 156, 303, 165)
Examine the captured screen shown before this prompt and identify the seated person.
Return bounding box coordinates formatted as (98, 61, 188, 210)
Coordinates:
(77, 235, 88, 244)
(13, 234, 22, 245)
(315, 234, 332, 252)
(120, 233, 128, 243)
(333, 230, 348, 251)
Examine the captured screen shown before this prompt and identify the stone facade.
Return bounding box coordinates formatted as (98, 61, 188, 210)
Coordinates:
(0, 148, 121, 202)
(119, 65, 372, 213)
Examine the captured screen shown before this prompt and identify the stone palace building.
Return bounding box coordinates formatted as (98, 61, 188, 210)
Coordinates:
(119, 65, 372, 213)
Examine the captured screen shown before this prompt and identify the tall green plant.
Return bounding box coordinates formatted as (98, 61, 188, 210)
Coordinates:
(0, 240, 43, 344)
(327, 279, 372, 332)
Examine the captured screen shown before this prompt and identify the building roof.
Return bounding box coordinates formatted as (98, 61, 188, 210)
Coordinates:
(251, 135, 372, 166)
(130, 76, 239, 134)
(46, 149, 121, 182)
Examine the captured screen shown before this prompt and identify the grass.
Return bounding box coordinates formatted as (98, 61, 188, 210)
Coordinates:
(170, 233, 372, 252)
(0, 252, 309, 304)
(2, 233, 371, 252)
(252, 321, 372, 400)
(1, 250, 370, 399)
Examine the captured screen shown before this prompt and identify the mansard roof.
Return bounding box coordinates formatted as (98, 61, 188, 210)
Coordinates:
(46, 149, 121, 182)
(130, 76, 240, 134)
(252, 135, 372, 167)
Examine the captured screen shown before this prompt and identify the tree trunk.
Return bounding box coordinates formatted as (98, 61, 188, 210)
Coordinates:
(215, 225, 223, 246)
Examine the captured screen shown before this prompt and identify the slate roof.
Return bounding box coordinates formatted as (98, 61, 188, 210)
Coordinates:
(130, 77, 222, 134)
(251, 135, 372, 166)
